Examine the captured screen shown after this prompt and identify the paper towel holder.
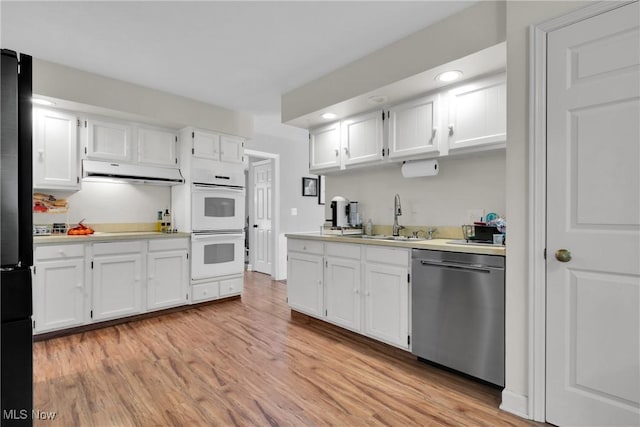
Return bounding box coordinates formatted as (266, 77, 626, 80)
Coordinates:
(401, 159, 439, 178)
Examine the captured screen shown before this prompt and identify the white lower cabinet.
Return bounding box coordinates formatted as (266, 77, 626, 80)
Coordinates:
(91, 241, 144, 321)
(287, 239, 410, 350)
(287, 251, 324, 317)
(147, 239, 189, 311)
(33, 245, 86, 333)
(325, 243, 361, 332)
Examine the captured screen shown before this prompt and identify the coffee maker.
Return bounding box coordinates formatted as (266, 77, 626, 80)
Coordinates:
(330, 196, 349, 228)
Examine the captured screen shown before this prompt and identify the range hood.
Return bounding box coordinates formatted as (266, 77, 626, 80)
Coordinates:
(82, 160, 184, 185)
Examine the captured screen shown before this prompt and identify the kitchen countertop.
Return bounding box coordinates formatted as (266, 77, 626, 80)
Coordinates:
(286, 232, 506, 256)
(34, 231, 192, 245)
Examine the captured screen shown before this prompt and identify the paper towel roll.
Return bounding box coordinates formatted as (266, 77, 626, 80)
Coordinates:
(401, 159, 439, 178)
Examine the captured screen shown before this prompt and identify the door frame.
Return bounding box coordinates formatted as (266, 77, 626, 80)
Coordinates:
(527, 1, 636, 421)
(245, 149, 280, 280)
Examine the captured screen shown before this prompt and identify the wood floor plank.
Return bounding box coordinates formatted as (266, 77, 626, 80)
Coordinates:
(33, 272, 544, 426)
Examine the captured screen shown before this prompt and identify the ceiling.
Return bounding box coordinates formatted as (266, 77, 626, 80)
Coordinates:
(1, 1, 477, 139)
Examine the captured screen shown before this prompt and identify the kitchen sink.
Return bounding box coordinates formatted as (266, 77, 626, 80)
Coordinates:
(362, 235, 426, 242)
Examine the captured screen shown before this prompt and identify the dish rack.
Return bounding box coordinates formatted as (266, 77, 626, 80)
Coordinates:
(33, 223, 68, 236)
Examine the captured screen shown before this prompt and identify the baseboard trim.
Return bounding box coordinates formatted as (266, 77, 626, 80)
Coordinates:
(500, 389, 530, 420)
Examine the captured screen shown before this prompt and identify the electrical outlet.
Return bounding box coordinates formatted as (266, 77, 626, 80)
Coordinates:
(291, 208, 298, 216)
(467, 209, 485, 224)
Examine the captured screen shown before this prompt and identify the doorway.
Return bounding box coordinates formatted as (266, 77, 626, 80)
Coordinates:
(245, 149, 280, 279)
(530, 2, 640, 424)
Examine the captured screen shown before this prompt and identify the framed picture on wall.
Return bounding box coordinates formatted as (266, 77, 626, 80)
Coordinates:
(302, 177, 318, 197)
(318, 175, 325, 205)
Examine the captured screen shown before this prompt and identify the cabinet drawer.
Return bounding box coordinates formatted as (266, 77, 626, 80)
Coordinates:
(325, 242, 361, 260)
(365, 246, 409, 267)
(191, 281, 219, 303)
(288, 239, 323, 255)
(148, 238, 189, 252)
(92, 241, 143, 256)
(219, 277, 243, 297)
(35, 244, 84, 260)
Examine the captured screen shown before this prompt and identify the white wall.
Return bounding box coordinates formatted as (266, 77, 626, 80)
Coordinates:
(245, 134, 325, 235)
(326, 151, 505, 228)
(33, 59, 254, 138)
(34, 181, 170, 226)
(282, 1, 506, 121)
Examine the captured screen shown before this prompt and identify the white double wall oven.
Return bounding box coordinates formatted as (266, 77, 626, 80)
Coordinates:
(190, 160, 245, 291)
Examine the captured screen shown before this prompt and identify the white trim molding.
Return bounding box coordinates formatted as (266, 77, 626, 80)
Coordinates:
(500, 389, 529, 420)
(245, 149, 281, 280)
(525, 1, 636, 423)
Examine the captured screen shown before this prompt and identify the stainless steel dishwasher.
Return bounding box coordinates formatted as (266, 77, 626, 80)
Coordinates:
(411, 249, 505, 387)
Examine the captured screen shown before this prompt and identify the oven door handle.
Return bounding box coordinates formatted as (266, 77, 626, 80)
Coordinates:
(192, 233, 244, 241)
(192, 183, 244, 192)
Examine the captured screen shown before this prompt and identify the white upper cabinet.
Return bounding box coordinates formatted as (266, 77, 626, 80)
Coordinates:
(137, 126, 178, 167)
(191, 129, 243, 164)
(33, 108, 80, 190)
(219, 134, 244, 164)
(388, 93, 441, 160)
(446, 73, 506, 153)
(341, 111, 384, 167)
(192, 130, 220, 160)
(309, 122, 341, 172)
(85, 118, 133, 162)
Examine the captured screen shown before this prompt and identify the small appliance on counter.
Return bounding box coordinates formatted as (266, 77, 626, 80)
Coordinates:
(348, 201, 360, 226)
(330, 196, 349, 227)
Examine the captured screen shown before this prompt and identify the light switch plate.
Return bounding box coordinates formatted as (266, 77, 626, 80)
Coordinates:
(291, 208, 298, 216)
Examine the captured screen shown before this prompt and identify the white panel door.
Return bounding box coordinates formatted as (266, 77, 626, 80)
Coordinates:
(86, 118, 133, 162)
(220, 135, 244, 164)
(192, 130, 220, 160)
(363, 263, 409, 349)
(137, 126, 177, 167)
(147, 250, 188, 311)
(309, 122, 341, 171)
(34, 257, 85, 333)
(341, 111, 384, 166)
(32, 108, 80, 190)
(287, 252, 323, 318)
(546, 3, 640, 426)
(325, 256, 361, 332)
(447, 73, 506, 152)
(252, 160, 273, 275)
(92, 253, 143, 321)
(388, 93, 440, 159)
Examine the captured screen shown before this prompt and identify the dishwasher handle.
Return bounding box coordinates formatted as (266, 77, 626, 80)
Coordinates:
(418, 259, 501, 273)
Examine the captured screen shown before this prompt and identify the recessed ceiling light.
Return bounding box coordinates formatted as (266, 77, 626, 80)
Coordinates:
(31, 98, 55, 106)
(321, 112, 337, 120)
(367, 95, 388, 104)
(435, 70, 463, 82)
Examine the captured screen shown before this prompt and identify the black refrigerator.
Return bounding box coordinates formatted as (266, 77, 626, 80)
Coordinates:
(1, 49, 33, 426)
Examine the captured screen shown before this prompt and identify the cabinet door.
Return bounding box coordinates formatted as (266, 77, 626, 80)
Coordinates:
(92, 253, 143, 321)
(86, 118, 133, 162)
(147, 250, 188, 311)
(287, 252, 323, 318)
(363, 263, 409, 349)
(192, 130, 220, 160)
(137, 126, 178, 167)
(447, 74, 506, 152)
(388, 94, 440, 159)
(309, 122, 341, 172)
(341, 111, 384, 167)
(33, 257, 85, 333)
(325, 256, 361, 331)
(33, 109, 80, 190)
(220, 135, 244, 164)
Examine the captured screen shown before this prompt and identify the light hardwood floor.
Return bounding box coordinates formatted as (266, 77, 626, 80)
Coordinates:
(34, 272, 542, 426)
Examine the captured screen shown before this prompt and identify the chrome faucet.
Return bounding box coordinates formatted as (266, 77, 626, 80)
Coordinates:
(392, 193, 404, 236)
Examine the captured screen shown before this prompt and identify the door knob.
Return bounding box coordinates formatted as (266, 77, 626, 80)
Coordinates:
(555, 249, 572, 263)
(253, 224, 258, 228)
